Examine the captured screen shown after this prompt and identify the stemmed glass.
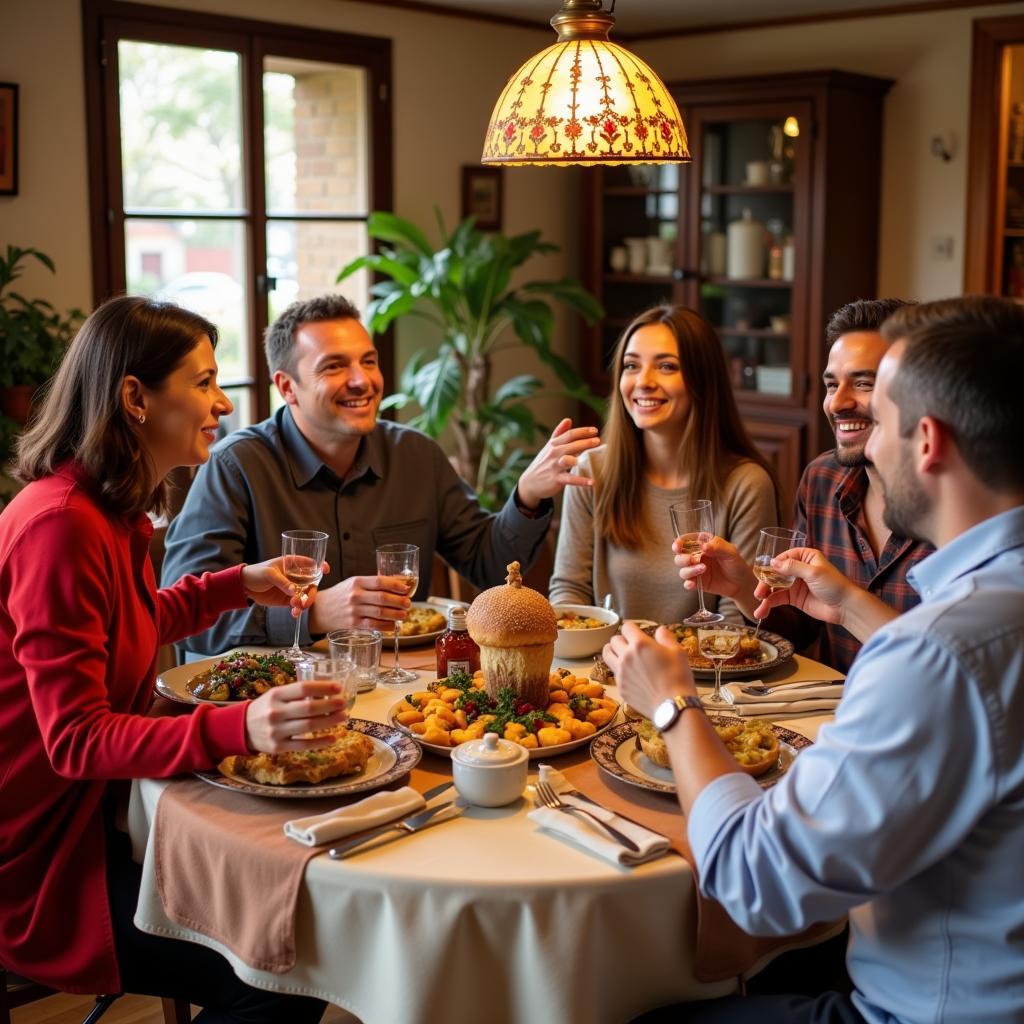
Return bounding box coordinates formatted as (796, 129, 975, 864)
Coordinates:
(669, 499, 723, 625)
(277, 529, 329, 665)
(751, 526, 806, 639)
(375, 543, 420, 686)
(698, 624, 743, 705)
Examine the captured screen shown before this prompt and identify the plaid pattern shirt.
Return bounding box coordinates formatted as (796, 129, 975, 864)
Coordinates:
(775, 451, 934, 675)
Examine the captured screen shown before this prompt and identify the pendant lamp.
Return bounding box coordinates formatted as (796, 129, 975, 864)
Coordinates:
(481, 0, 689, 166)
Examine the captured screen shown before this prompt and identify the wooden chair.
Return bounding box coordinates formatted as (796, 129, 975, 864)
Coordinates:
(1, 965, 191, 1024)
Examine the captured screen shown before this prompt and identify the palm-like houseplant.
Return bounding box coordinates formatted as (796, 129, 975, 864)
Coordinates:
(337, 212, 604, 509)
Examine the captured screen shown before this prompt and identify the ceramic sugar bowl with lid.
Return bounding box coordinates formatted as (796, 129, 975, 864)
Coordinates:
(451, 732, 528, 807)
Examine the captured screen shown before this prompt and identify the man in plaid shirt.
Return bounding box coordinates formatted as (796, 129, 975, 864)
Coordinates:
(674, 299, 933, 675)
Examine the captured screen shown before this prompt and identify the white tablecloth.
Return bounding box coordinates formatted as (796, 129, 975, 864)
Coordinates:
(129, 653, 836, 1024)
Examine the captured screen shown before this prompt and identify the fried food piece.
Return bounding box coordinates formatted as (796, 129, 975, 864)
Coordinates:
(399, 606, 446, 637)
(219, 728, 374, 786)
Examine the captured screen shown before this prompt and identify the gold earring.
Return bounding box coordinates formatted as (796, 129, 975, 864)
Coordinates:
(138, 414, 146, 425)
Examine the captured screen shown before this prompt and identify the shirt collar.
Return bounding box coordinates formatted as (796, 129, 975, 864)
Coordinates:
(279, 406, 384, 488)
(908, 505, 1024, 598)
(833, 461, 869, 514)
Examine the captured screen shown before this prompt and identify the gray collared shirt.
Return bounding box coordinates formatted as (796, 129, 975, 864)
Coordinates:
(162, 407, 552, 655)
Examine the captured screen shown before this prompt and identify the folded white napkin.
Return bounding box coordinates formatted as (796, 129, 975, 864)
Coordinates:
(706, 681, 844, 717)
(527, 764, 671, 867)
(283, 786, 425, 847)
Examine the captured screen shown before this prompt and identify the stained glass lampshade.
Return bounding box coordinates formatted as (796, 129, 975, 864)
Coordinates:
(481, 0, 690, 167)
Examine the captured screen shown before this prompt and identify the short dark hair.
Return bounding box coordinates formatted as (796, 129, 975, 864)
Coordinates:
(15, 296, 218, 518)
(264, 294, 363, 377)
(881, 296, 1024, 493)
(824, 298, 915, 348)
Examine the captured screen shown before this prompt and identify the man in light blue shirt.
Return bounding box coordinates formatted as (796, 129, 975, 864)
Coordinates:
(606, 296, 1024, 1024)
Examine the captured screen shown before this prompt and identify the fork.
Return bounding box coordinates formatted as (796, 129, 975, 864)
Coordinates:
(739, 680, 839, 697)
(534, 781, 640, 852)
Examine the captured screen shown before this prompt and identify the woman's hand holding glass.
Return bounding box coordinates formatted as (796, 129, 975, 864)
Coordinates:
(243, 677, 350, 754)
(674, 535, 761, 619)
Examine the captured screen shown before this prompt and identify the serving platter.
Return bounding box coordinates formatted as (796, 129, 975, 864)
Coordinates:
(193, 719, 421, 798)
(387, 697, 620, 761)
(590, 717, 812, 794)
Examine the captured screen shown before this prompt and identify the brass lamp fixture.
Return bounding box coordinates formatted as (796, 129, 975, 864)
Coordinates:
(481, 0, 690, 166)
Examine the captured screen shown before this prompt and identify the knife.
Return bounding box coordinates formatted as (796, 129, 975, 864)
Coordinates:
(420, 780, 454, 802)
(328, 799, 465, 859)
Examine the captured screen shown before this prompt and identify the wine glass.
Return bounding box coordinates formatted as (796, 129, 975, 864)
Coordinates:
(751, 526, 807, 639)
(277, 529, 329, 665)
(375, 543, 420, 686)
(669, 499, 723, 626)
(698, 624, 743, 704)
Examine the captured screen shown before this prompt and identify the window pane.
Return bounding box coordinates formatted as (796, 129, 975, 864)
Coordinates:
(125, 218, 249, 379)
(119, 41, 244, 212)
(266, 220, 369, 320)
(219, 387, 254, 436)
(264, 58, 368, 215)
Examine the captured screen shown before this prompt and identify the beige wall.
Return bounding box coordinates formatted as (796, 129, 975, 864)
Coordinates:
(0, 0, 580, 419)
(637, 2, 1024, 301)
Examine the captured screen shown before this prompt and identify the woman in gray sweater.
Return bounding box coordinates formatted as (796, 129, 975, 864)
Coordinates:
(550, 305, 778, 624)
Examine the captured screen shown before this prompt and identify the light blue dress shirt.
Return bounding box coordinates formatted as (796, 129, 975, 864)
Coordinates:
(688, 506, 1024, 1024)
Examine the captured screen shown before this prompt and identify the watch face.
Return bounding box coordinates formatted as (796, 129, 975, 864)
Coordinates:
(653, 699, 676, 731)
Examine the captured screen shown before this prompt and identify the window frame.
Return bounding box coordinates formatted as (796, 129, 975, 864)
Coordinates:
(82, 0, 394, 420)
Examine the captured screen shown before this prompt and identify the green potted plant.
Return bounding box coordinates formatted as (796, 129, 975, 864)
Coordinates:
(0, 245, 84, 423)
(338, 212, 604, 510)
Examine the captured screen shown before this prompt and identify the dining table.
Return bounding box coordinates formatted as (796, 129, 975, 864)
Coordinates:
(127, 640, 843, 1024)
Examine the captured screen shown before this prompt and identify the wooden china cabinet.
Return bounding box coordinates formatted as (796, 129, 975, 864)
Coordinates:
(579, 70, 892, 512)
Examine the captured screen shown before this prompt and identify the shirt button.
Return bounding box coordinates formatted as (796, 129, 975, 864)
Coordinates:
(342, 532, 351, 541)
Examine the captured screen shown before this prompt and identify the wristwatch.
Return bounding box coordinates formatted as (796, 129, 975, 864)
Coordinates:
(652, 695, 704, 733)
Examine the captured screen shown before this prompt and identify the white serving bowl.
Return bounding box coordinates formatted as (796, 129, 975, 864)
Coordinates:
(552, 604, 621, 660)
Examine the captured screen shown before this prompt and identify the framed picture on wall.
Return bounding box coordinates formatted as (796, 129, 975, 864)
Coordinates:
(0, 83, 18, 196)
(461, 165, 502, 231)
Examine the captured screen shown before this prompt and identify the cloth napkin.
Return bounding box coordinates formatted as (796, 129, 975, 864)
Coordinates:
(527, 764, 671, 867)
(712, 681, 844, 717)
(283, 786, 425, 846)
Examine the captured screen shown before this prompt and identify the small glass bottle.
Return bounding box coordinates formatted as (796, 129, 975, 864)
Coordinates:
(436, 606, 480, 678)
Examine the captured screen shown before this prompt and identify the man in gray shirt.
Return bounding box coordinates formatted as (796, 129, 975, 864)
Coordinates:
(162, 294, 599, 656)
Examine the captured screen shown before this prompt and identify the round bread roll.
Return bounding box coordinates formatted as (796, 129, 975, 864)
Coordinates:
(466, 562, 557, 707)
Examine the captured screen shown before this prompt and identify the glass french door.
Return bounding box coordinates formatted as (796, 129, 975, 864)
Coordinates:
(86, 3, 391, 425)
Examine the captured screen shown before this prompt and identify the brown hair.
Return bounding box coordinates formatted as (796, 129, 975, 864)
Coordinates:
(881, 296, 1024, 492)
(264, 293, 362, 377)
(824, 297, 915, 348)
(596, 304, 778, 548)
(15, 296, 218, 518)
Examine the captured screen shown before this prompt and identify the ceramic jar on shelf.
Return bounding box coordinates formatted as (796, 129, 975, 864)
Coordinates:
(727, 208, 765, 279)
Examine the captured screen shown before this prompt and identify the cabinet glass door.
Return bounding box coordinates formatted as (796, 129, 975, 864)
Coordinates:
(684, 101, 812, 401)
(595, 164, 680, 372)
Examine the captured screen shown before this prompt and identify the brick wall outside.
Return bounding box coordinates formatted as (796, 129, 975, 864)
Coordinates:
(293, 68, 369, 306)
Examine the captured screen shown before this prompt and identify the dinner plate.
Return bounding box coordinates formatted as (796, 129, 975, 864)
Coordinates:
(386, 697, 621, 761)
(193, 719, 422, 798)
(590, 717, 812, 794)
(590, 624, 794, 682)
(394, 602, 448, 647)
(155, 652, 286, 706)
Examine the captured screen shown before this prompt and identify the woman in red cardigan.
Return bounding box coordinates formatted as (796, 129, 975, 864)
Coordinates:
(0, 297, 341, 1021)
